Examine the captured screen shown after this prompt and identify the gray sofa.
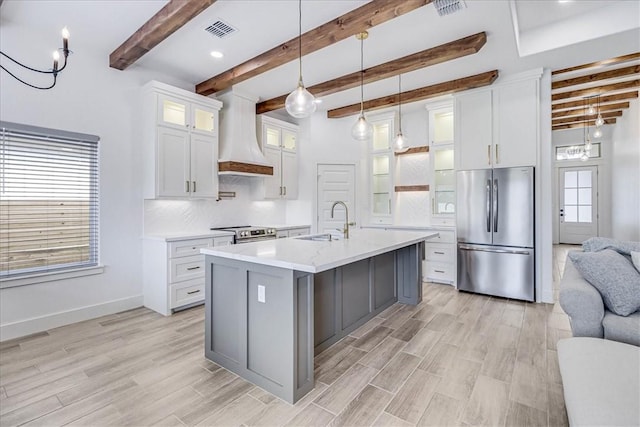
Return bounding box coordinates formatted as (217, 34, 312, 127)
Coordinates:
(559, 258, 640, 347)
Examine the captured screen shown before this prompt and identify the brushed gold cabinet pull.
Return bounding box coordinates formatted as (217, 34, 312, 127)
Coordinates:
(495, 144, 500, 164)
(487, 145, 491, 165)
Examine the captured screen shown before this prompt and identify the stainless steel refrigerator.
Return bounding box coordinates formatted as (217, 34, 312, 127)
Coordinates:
(456, 167, 535, 301)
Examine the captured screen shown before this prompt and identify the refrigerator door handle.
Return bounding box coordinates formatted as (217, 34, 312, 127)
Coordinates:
(459, 245, 530, 255)
(486, 179, 491, 233)
(493, 179, 499, 233)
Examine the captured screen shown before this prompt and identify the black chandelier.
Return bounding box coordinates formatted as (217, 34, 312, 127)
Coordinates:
(0, 27, 70, 90)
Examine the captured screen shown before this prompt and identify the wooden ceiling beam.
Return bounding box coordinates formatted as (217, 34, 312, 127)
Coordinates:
(552, 64, 640, 90)
(552, 110, 622, 126)
(552, 91, 638, 110)
(109, 0, 216, 70)
(196, 0, 432, 96)
(327, 70, 499, 119)
(552, 79, 640, 101)
(256, 32, 487, 114)
(552, 52, 640, 75)
(553, 118, 616, 130)
(552, 102, 630, 118)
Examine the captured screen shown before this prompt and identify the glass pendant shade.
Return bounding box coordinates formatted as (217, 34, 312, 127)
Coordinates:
(393, 132, 409, 153)
(285, 80, 316, 118)
(587, 104, 596, 115)
(580, 151, 589, 161)
(593, 128, 602, 139)
(584, 138, 592, 152)
(351, 114, 373, 140)
(595, 114, 604, 127)
(286, 0, 315, 119)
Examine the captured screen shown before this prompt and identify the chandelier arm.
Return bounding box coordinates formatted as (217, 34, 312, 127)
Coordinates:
(0, 51, 57, 74)
(0, 64, 57, 89)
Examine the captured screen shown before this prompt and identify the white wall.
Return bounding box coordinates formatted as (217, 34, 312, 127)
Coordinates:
(0, 22, 289, 340)
(611, 100, 640, 241)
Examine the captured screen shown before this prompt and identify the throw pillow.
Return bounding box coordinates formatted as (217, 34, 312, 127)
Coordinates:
(582, 237, 640, 256)
(632, 251, 640, 273)
(568, 249, 640, 317)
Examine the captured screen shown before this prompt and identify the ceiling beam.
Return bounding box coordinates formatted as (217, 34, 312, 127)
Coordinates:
(256, 32, 487, 114)
(109, 0, 216, 70)
(552, 102, 630, 119)
(552, 64, 640, 90)
(552, 110, 622, 126)
(552, 91, 638, 110)
(552, 118, 616, 131)
(552, 52, 640, 75)
(327, 70, 498, 119)
(196, 0, 432, 96)
(552, 79, 640, 101)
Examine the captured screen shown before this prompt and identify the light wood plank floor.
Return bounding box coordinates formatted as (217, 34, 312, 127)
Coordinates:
(0, 246, 577, 426)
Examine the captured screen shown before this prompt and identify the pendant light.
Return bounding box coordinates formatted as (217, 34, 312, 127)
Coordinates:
(285, 0, 316, 118)
(351, 31, 373, 141)
(594, 94, 604, 127)
(393, 74, 409, 153)
(582, 97, 591, 160)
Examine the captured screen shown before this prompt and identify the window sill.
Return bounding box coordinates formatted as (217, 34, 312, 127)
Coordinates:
(0, 266, 105, 289)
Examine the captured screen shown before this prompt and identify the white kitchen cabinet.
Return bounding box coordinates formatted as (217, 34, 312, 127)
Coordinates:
(368, 113, 395, 224)
(143, 81, 222, 199)
(424, 229, 456, 286)
(455, 76, 539, 170)
(426, 101, 455, 227)
(143, 234, 234, 316)
(258, 116, 299, 199)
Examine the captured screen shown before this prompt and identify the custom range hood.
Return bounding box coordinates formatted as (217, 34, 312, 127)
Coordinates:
(217, 89, 273, 176)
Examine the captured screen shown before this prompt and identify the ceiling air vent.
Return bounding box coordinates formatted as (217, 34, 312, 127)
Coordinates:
(433, 0, 467, 16)
(205, 20, 237, 38)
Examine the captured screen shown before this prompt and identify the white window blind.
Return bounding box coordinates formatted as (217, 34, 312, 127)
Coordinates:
(0, 121, 99, 280)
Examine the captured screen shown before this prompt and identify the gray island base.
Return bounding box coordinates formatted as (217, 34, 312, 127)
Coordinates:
(201, 230, 438, 403)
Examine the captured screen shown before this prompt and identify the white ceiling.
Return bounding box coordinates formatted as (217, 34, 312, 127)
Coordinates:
(1, 0, 639, 114)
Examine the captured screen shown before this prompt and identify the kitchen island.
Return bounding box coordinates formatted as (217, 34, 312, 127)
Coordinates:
(201, 229, 438, 403)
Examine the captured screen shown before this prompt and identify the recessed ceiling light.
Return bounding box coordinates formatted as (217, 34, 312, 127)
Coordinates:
(558, 0, 573, 3)
(210, 51, 224, 59)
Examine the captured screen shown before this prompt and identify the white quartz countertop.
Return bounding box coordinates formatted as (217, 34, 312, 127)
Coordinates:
(201, 229, 439, 273)
(363, 224, 455, 232)
(144, 230, 235, 242)
(265, 224, 311, 231)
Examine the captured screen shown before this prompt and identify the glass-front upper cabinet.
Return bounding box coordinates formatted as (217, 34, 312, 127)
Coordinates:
(158, 94, 216, 135)
(369, 114, 394, 223)
(426, 101, 455, 223)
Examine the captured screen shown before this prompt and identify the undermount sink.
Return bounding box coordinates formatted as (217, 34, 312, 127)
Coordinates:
(294, 234, 337, 242)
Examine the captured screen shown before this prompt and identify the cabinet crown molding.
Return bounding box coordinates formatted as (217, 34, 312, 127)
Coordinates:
(144, 80, 223, 109)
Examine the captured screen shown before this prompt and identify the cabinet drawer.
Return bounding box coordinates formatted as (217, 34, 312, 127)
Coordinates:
(429, 230, 455, 244)
(170, 279, 204, 309)
(425, 245, 454, 262)
(169, 238, 213, 258)
(170, 255, 205, 283)
(287, 228, 309, 237)
(425, 261, 455, 283)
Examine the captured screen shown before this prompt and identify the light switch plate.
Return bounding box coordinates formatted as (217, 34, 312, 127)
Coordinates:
(258, 285, 266, 303)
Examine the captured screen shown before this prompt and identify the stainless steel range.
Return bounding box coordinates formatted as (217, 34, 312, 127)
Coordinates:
(211, 226, 277, 244)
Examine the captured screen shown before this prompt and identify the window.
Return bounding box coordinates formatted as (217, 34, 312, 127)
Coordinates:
(1, 121, 99, 282)
(556, 143, 601, 161)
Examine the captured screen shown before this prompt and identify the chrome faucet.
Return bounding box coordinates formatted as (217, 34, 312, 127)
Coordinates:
(331, 201, 355, 239)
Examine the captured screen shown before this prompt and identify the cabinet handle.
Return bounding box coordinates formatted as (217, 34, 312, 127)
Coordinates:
(192, 181, 196, 193)
(435, 270, 445, 273)
(487, 145, 491, 165)
(185, 181, 190, 193)
(187, 289, 201, 295)
(283, 186, 287, 196)
(432, 198, 435, 214)
(434, 251, 445, 255)
(495, 144, 500, 164)
(279, 186, 282, 196)
(186, 266, 200, 271)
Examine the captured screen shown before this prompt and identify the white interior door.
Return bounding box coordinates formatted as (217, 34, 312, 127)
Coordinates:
(559, 166, 598, 244)
(317, 164, 355, 237)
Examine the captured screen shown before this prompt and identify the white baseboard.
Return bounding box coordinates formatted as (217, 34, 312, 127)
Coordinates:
(0, 295, 143, 342)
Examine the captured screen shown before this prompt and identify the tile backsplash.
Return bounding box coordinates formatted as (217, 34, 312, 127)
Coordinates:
(143, 175, 287, 235)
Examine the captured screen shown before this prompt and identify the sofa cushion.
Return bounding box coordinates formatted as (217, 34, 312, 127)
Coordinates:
(582, 237, 640, 256)
(557, 337, 640, 427)
(568, 249, 640, 316)
(632, 251, 640, 272)
(603, 310, 640, 347)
